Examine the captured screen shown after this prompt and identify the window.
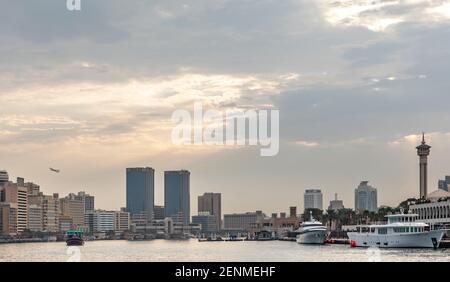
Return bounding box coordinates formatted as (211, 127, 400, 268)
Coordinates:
(378, 228, 387, 234)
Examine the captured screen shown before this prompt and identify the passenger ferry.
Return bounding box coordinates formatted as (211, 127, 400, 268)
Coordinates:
(65, 230, 84, 246)
(347, 213, 445, 248)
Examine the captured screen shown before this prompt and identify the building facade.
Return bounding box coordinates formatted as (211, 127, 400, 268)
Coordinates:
(438, 176, 450, 192)
(164, 170, 190, 225)
(304, 189, 323, 210)
(115, 209, 131, 232)
(153, 205, 165, 220)
(60, 193, 85, 229)
(198, 192, 221, 231)
(410, 199, 450, 230)
(93, 210, 115, 232)
(126, 167, 155, 220)
(75, 191, 95, 213)
(42, 194, 60, 233)
(0, 182, 28, 233)
(0, 170, 8, 187)
(223, 211, 265, 231)
(250, 210, 300, 237)
(59, 215, 73, 233)
(192, 212, 218, 234)
(28, 204, 43, 232)
(328, 193, 345, 211)
(0, 203, 17, 236)
(355, 181, 378, 212)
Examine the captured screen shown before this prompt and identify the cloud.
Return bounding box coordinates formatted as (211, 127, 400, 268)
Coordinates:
(318, 0, 450, 32)
(294, 140, 320, 147)
(1, 1, 450, 212)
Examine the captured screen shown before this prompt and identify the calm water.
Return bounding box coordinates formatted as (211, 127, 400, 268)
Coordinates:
(0, 240, 448, 262)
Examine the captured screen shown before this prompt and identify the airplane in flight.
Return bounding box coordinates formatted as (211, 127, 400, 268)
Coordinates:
(49, 168, 60, 173)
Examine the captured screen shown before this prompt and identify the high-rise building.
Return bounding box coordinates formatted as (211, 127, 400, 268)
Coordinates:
(304, 189, 323, 210)
(75, 191, 95, 213)
(164, 170, 190, 225)
(0, 182, 28, 233)
(28, 204, 43, 232)
(24, 182, 40, 197)
(153, 205, 165, 220)
(0, 203, 17, 235)
(355, 181, 378, 212)
(84, 211, 95, 234)
(417, 133, 431, 199)
(198, 193, 221, 231)
(192, 212, 218, 234)
(328, 193, 345, 211)
(42, 193, 60, 232)
(126, 167, 155, 220)
(0, 170, 8, 187)
(60, 193, 85, 229)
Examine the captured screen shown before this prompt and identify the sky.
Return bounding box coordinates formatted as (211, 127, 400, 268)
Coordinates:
(1, 0, 450, 215)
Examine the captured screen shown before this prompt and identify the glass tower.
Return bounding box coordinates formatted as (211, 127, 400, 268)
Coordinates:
(164, 170, 190, 225)
(126, 167, 155, 220)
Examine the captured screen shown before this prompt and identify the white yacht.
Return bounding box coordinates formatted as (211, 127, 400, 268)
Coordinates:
(347, 213, 445, 248)
(296, 211, 328, 244)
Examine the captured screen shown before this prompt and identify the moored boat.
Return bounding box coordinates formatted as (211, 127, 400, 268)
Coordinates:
(347, 213, 445, 248)
(296, 211, 328, 244)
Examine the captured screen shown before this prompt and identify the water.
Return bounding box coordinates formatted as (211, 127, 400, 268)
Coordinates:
(0, 240, 448, 262)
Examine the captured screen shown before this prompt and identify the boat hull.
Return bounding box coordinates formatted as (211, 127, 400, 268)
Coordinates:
(347, 230, 445, 248)
(66, 238, 84, 246)
(296, 230, 327, 244)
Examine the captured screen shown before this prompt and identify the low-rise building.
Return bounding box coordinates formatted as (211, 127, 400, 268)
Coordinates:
(250, 210, 300, 237)
(115, 209, 130, 232)
(223, 211, 265, 232)
(409, 191, 450, 230)
(192, 212, 218, 234)
(93, 210, 115, 232)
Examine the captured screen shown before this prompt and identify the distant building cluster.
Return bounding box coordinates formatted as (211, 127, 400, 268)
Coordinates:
(0, 171, 130, 238)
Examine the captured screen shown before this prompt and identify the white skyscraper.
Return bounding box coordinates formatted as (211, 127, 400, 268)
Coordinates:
(355, 181, 378, 212)
(304, 189, 323, 210)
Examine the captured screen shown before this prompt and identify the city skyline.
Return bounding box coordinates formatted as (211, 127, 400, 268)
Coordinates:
(2, 1, 450, 215)
(2, 133, 445, 216)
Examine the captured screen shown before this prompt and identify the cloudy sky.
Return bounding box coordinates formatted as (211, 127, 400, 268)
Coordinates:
(1, 0, 450, 214)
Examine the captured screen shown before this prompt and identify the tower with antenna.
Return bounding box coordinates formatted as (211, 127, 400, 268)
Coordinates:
(416, 132, 431, 199)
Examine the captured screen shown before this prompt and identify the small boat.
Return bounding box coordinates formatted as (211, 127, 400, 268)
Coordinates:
(65, 230, 84, 246)
(296, 211, 328, 244)
(347, 212, 446, 248)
